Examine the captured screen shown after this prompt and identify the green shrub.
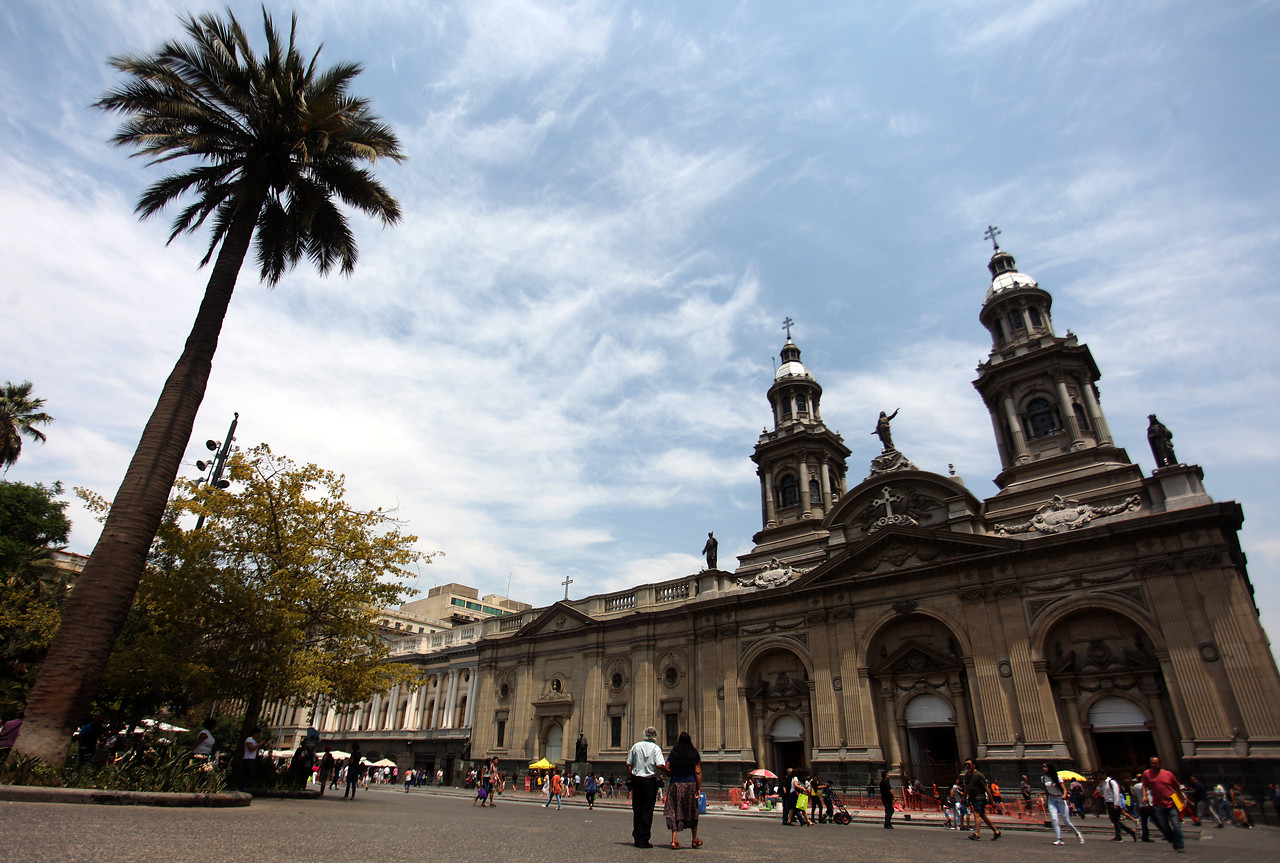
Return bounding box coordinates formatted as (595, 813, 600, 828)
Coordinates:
(1, 750, 226, 793)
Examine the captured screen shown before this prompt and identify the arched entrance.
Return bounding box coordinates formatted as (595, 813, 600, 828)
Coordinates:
(769, 714, 806, 775)
(1088, 696, 1155, 776)
(867, 614, 973, 777)
(743, 647, 812, 775)
(1044, 609, 1176, 771)
(904, 693, 960, 788)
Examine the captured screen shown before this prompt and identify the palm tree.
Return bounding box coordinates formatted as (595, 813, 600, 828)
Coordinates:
(15, 9, 404, 764)
(0, 381, 54, 470)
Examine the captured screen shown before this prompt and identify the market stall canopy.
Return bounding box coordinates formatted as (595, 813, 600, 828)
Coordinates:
(140, 718, 189, 733)
(528, 758, 554, 770)
(369, 758, 397, 767)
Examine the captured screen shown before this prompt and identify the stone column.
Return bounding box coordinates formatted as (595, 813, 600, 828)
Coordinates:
(464, 670, 479, 727)
(880, 688, 902, 771)
(798, 452, 813, 518)
(1054, 376, 1084, 444)
(762, 470, 777, 527)
(1059, 692, 1092, 769)
(987, 408, 1011, 468)
(819, 459, 832, 514)
(950, 681, 975, 760)
(442, 670, 459, 729)
(1001, 395, 1030, 462)
(1079, 383, 1112, 445)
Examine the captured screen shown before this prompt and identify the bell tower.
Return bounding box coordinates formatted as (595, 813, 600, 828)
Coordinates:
(972, 228, 1139, 497)
(751, 324, 851, 529)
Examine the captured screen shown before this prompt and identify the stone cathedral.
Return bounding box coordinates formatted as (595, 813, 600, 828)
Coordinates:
(462, 240, 1280, 789)
(291, 240, 1280, 791)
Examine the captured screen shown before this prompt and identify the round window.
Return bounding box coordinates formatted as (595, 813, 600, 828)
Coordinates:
(611, 672, 624, 690)
(664, 667, 679, 687)
(499, 683, 509, 700)
(551, 679, 562, 692)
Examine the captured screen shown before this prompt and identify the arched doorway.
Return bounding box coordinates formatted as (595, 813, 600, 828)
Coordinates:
(743, 647, 812, 775)
(904, 693, 959, 788)
(1088, 696, 1155, 776)
(769, 714, 806, 775)
(867, 614, 973, 776)
(1044, 609, 1175, 771)
(544, 722, 563, 764)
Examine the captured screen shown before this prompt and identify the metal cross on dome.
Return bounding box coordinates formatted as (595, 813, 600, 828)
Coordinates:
(781, 317, 795, 339)
(984, 225, 1002, 251)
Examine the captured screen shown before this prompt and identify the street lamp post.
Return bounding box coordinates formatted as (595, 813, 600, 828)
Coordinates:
(194, 412, 238, 530)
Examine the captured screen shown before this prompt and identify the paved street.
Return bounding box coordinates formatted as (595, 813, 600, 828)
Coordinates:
(2, 788, 1276, 863)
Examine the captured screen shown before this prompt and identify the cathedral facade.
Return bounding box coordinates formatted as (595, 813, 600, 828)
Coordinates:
(464, 242, 1280, 790)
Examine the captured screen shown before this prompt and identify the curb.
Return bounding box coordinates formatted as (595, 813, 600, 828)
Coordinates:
(0, 784, 251, 808)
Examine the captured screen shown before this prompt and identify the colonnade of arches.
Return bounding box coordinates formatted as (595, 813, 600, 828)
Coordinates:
(743, 604, 1171, 780)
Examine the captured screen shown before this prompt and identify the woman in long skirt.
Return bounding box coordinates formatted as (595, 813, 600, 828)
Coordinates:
(662, 732, 703, 849)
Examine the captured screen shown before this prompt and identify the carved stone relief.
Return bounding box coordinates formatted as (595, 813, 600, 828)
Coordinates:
(995, 494, 1141, 536)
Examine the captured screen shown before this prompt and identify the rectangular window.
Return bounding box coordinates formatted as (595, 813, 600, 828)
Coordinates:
(496, 719, 506, 748)
(1009, 309, 1025, 330)
(1028, 306, 1043, 327)
(665, 712, 679, 747)
(610, 716, 622, 749)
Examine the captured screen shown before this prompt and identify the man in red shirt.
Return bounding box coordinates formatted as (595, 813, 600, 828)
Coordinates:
(1141, 757, 1184, 852)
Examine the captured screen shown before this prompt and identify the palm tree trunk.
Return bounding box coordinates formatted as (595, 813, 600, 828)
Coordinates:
(12, 199, 263, 765)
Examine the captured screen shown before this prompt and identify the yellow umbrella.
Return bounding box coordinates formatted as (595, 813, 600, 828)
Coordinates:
(1057, 770, 1087, 782)
(528, 757, 554, 770)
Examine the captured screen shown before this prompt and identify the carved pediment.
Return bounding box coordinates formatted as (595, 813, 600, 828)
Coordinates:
(515, 601, 600, 637)
(795, 526, 1016, 585)
(870, 640, 964, 678)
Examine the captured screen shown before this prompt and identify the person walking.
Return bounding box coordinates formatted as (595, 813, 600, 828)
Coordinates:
(1142, 757, 1185, 851)
(880, 770, 895, 829)
(584, 772, 599, 809)
(1132, 775, 1154, 841)
(1042, 763, 1084, 845)
(545, 769, 564, 810)
(317, 747, 335, 796)
(662, 731, 703, 849)
(189, 717, 216, 764)
(238, 726, 260, 792)
(963, 759, 1002, 840)
(626, 725, 664, 848)
(1102, 770, 1137, 841)
(343, 743, 363, 799)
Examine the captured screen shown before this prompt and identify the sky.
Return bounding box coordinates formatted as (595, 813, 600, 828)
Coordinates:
(3, 0, 1280, 648)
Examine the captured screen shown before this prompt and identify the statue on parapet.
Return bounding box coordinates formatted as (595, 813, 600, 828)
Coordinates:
(701, 531, 718, 570)
(872, 409, 900, 452)
(1146, 414, 1178, 468)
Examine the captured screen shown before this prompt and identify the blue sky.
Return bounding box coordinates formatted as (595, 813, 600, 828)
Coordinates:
(3, 1, 1280, 647)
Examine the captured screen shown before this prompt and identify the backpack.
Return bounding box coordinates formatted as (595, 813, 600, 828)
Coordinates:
(585, 775, 598, 793)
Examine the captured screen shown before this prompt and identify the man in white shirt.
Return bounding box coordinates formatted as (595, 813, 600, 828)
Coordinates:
(1103, 771, 1136, 841)
(626, 725, 664, 848)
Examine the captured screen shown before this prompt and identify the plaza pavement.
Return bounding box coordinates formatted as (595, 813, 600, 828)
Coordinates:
(2, 784, 1276, 863)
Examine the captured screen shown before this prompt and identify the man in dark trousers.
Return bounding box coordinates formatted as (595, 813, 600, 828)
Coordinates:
(626, 726, 664, 847)
(880, 770, 895, 828)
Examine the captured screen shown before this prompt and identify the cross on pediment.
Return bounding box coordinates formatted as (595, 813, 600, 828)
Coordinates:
(872, 486, 904, 518)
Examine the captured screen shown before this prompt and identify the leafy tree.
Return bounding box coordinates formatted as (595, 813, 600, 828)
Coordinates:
(98, 444, 432, 748)
(19, 9, 404, 763)
(0, 481, 72, 716)
(0, 381, 54, 470)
